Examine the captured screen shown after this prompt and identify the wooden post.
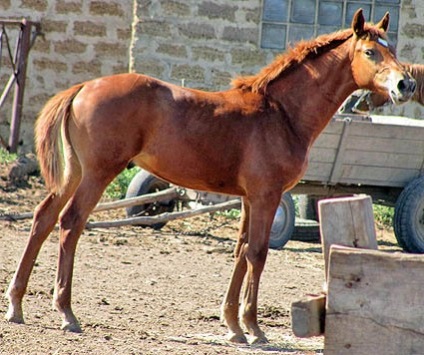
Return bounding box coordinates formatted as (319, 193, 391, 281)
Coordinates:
(318, 195, 378, 279)
(325, 246, 424, 355)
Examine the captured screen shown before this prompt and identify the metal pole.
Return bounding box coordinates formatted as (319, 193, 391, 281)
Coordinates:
(8, 19, 32, 153)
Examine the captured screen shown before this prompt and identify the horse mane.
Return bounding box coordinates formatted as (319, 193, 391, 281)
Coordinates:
(232, 25, 386, 94)
(404, 63, 424, 104)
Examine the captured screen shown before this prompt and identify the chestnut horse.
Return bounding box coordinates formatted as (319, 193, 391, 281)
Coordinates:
(341, 63, 423, 113)
(5, 10, 416, 344)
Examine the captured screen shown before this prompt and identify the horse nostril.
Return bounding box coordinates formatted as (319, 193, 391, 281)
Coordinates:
(397, 78, 416, 94)
(397, 79, 407, 92)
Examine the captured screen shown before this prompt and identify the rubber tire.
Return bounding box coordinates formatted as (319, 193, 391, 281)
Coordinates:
(125, 170, 175, 230)
(298, 194, 319, 221)
(269, 193, 296, 249)
(393, 177, 424, 253)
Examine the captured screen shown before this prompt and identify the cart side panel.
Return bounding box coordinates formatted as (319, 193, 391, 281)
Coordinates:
(303, 121, 344, 182)
(335, 120, 424, 187)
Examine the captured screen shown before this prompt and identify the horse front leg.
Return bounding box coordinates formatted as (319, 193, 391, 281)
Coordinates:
(221, 199, 250, 343)
(241, 194, 280, 344)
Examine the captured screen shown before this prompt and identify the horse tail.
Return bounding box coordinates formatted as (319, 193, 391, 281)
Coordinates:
(35, 83, 84, 194)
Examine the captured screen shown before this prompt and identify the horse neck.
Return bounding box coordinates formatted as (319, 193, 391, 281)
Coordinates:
(406, 63, 424, 104)
(268, 40, 357, 144)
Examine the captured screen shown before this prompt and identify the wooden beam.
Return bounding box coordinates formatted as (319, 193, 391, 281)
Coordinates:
(325, 246, 424, 355)
(85, 199, 241, 229)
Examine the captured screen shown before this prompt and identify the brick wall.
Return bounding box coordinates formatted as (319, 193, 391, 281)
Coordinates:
(0, 0, 133, 152)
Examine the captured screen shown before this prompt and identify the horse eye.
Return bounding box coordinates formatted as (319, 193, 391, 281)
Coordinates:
(364, 49, 374, 57)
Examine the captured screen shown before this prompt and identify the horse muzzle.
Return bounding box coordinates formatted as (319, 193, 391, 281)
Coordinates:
(390, 74, 416, 104)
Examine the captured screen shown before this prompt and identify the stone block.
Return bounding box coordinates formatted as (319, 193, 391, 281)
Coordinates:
(34, 58, 68, 72)
(55, 0, 82, 14)
(89, 1, 124, 17)
(160, 0, 191, 17)
(21, 0, 47, 11)
(222, 26, 258, 45)
(231, 48, 267, 67)
(40, 19, 68, 33)
(54, 39, 87, 54)
(94, 42, 128, 56)
(192, 46, 226, 62)
(157, 44, 187, 58)
(198, 1, 237, 21)
(171, 64, 205, 82)
(178, 23, 216, 40)
(139, 20, 172, 38)
(72, 59, 102, 77)
(74, 21, 107, 37)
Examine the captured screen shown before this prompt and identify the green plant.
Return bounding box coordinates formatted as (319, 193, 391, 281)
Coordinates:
(0, 147, 17, 164)
(373, 204, 394, 229)
(217, 208, 241, 220)
(105, 167, 140, 199)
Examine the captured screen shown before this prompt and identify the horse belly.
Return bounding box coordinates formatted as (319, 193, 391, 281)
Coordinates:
(132, 145, 244, 196)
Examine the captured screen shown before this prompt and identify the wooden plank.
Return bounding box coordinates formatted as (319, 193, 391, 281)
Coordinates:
(308, 147, 338, 164)
(342, 135, 424, 155)
(291, 294, 326, 338)
(318, 195, 378, 279)
(348, 119, 424, 140)
(342, 150, 423, 170)
(337, 165, 420, 187)
(312, 132, 344, 148)
(303, 162, 334, 182)
(325, 246, 424, 355)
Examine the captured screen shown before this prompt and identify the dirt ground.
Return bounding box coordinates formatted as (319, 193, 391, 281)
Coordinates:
(0, 173, 402, 354)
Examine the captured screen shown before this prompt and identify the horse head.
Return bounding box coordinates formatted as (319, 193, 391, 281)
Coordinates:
(350, 9, 416, 104)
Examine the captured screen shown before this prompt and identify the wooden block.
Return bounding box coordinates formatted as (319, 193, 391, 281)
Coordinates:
(291, 294, 326, 337)
(318, 195, 378, 278)
(325, 246, 424, 355)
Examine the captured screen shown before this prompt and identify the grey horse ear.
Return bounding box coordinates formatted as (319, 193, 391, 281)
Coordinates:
(352, 8, 365, 37)
(376, 12, 390, 32)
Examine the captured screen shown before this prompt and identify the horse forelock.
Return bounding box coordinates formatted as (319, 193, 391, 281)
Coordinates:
(232, 24, 389, 94)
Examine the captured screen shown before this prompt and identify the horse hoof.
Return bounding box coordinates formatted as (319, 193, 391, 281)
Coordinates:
(61, 321, 82, 333)
(250, 334, 269, 345)
(226, 332, 248, 344)
(5, 306, 24, 324)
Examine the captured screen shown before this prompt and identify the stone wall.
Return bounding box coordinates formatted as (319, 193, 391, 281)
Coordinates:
(131, 0, 272, 91)
(0, 0, 133, 152)
(131, 0, 423, 118)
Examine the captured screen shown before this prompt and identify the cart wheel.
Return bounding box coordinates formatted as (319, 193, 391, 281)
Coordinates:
(298, 194, 319, 221)
(125, 170, 175, 230)
(394, 177, 424, 253)
(269, 193, 296, 249)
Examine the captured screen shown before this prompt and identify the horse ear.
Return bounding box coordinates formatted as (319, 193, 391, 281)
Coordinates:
(352, 8, 365, 37)
(376, 12, 390, 32)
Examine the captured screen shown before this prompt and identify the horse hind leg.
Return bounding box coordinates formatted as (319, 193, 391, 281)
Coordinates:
(5, 169, 81, 325)
(52, 171, 117, 332)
